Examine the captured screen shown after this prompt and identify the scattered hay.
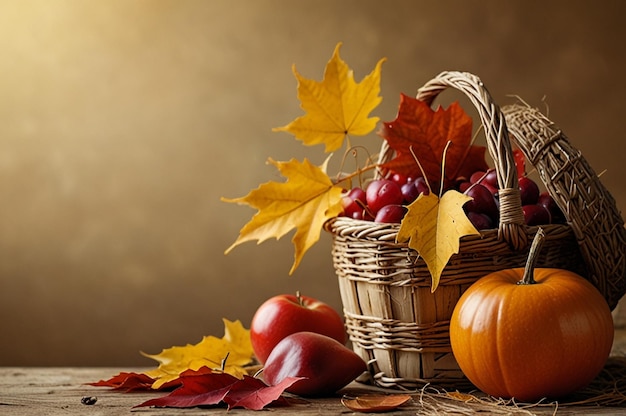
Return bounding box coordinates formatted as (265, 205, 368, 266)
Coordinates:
(413, 357, 626, 415)
(563, 356, 626, 406)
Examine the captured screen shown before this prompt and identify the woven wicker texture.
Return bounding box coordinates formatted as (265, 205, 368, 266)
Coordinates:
(503, 103, 626, 309)
(325, 71, 621, 390)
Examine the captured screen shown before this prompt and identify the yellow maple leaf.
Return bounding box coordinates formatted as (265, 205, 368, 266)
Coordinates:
(222, 157, 344, 275)
(142, 319, 253, 389)
(396, 190, 480, 292)
(273, 42, 386, 152)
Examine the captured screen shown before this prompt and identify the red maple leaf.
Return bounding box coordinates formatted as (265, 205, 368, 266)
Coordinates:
(133, 366, 302, 411)
(88, 372, 158, 392)
(380, 94, 488, 189)
(88, 371, 181, 392)
(222, 374, 301, 410)
(135, 368, 239, 408)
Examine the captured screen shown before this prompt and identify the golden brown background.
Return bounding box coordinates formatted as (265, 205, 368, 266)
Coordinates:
(1, 0, 625, 366)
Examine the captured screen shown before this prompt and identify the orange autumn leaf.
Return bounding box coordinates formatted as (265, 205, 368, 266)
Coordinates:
(222, 157, 344, 274)
(397, 191, 480, 292)
(446, 391, 481, 402)
(380, 95, 488, 187)
(341, 394, 412, 412)
(273, 42, 386, 152)
(141, 319, 254, 389)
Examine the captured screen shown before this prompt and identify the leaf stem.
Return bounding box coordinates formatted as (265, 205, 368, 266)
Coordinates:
(439, 141, 453, 198)
(409, 145, 432, 195)
(221, 352, 230, 371)
(519, 228, 546, 285)
(333, 163, 378, 187)
(336, 145, 376, 188)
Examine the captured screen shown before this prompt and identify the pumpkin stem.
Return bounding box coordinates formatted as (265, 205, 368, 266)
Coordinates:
(519, 228, 546, 285)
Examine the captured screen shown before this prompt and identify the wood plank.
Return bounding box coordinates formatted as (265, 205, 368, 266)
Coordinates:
(0, 367, 423, 415)
(1, 365, 626, 415)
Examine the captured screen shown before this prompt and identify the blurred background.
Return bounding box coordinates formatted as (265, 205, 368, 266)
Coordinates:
(1, 0, 625, 366)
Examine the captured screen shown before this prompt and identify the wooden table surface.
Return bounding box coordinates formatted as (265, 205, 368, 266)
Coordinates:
(0, 330, 625, 415)
(2, 365, 626, 416)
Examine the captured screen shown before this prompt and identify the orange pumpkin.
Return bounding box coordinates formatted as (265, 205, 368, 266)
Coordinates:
(450, 229, 614, 402)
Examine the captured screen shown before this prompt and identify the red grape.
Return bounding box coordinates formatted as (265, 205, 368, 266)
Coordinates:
(401, 182, 420, 203)
(483, 169, 498, 188)
(464, 183, 499, 221)
(518, 176, 540, 205)
(341, 187, 366, 218)
(469, 169, 498, 195)
(522, 204, 550, 226)
(467, 211, 494, 230)
(366, 179, 403, 214)
(513, 149, 526, 177)
(374, 204, 408, 223)
(537, 192, 566, 224)
(413, 177, 430, 195)
(391, 172, 409, 185)
(458, 181, 472, 193)
(402, 177, 430, 203)
(480, 183, 497, 195)
(352, 209, 374, 221)
(470, 170, 487, 184)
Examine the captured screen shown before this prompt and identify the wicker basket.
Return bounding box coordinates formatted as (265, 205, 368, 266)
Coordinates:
(503, 103, 626, 310)
(324, 71, 625, 390)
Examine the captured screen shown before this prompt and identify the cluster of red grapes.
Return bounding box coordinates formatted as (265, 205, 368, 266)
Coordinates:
(340, 169, 566, 229)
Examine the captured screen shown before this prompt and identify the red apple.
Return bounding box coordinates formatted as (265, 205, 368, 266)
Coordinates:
(262, 331, 367, 397)
(250, 292, 346, 364)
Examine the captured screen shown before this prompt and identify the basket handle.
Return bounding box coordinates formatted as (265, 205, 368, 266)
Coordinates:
(380, 71, 527, 250)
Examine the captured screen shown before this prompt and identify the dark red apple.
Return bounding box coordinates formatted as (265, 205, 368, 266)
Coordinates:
(262, 331, 367, 397)
(250, 293, 346, 364)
